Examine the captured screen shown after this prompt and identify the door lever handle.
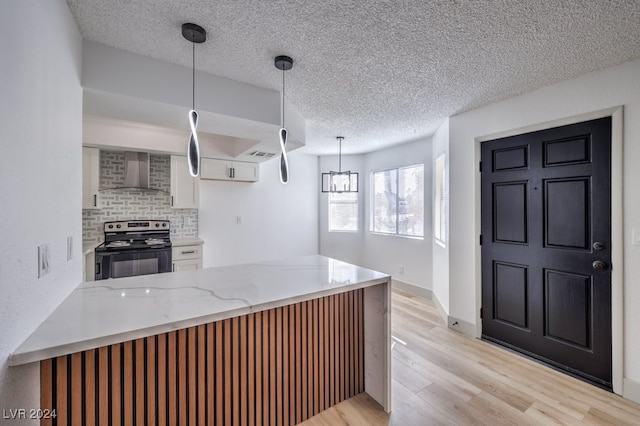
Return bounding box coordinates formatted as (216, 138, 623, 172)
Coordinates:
(592, 260, 607, 271)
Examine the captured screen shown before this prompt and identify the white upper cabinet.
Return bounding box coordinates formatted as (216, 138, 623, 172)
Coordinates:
(200, 158, 259, 182)
(82, 147, 101, 209)
(170, 155, 199, 209)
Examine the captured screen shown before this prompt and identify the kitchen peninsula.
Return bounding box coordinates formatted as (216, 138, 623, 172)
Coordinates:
(11, 255, 391, 425)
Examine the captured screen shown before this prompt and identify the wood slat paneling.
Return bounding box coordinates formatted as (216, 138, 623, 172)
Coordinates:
(40, 290, 364, 425)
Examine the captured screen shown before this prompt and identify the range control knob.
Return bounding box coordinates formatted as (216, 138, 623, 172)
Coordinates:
(155, 223, 160, 227)
(162, 223, 167, 227)
(108, 224, 113, 229)
(116, 224, 121, 229)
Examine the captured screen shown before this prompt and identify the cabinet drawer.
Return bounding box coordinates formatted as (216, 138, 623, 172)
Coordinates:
(172, 245, 202, 261)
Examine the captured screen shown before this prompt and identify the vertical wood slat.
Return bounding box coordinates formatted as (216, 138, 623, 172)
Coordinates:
(288, 305, 296, 426)
(70, 352, 82, 426)
(123, 341, 133, 424)
(136, 338, 145, 426)
(240, 316, 248, 426)
(84, 349, 95, 426)
(148, 336, 158, 425)
(111, 344, 121, 426)
(255, 311, 263, 426)
(40, 359, 53, 426)
(269, 309, 276, 426)
(262, 311, 270, 424)
(167, 331, 177, 426)
(157, 334, 166, 426)
(215, 321, 224, 426)
(276, 307, 283, 426)
(188, 327, 197, 425)
(206, 324, 215, 426)
(248, 313, 255, 426)
(40, 290, 364, 426)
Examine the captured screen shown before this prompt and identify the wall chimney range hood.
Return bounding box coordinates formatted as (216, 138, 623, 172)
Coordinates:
(124, 151, 150, 189)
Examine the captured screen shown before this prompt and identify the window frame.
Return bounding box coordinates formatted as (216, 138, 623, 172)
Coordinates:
(434, 152, 447, 246)
(370, 163, 425, 238)
(328, 191, 359, 233)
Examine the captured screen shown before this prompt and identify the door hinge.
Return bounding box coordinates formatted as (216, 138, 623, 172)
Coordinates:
(479, 235, 483, 245)
(479, 161, 483, 173)
(480, 308, 483, 319)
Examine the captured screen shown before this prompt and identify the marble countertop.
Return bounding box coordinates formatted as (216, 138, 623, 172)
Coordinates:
(10, 255, 389, 366)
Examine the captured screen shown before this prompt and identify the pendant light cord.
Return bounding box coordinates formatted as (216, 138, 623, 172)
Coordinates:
(192, 42, 196, 110)
(282, 68, 285, 128)
(338, 137, 343, 172)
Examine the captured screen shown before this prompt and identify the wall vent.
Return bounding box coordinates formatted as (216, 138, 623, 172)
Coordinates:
(249, 151, 276, 158)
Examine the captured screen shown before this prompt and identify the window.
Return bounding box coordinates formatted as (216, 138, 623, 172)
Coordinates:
(329, 192, 358, 232)
(434, 153, 446, 244)
(371, 164, 424, 237)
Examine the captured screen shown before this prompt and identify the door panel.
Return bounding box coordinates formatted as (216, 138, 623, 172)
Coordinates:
(481, 117, 612, 388)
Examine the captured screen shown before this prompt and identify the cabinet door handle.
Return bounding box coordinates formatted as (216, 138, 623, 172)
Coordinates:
(181, 250, 196, 255)
(171, 196, 174, 206)
(94, 194, 97, 207)
(172, 264, 175, 272)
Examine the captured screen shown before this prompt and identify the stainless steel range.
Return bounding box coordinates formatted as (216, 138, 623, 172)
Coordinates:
(94, 220, 172, 280)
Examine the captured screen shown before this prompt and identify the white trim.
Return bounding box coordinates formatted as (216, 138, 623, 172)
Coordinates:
(623, 378, 640, 404)
(391, 278, 432, 300)
(431, 291, 449, 325)
(447, 316, 476, 337)
(474, 106, 624, 394)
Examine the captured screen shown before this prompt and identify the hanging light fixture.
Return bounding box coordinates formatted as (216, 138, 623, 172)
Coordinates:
(321, 137, 359, 193)
(274, 55, 293, 184)
(182, 23, 206, 177)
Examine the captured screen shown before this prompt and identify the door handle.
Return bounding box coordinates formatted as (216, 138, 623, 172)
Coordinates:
(94, 194, 97, 207)
(593, 242, 606, 251)
(592, 260, 607, 271)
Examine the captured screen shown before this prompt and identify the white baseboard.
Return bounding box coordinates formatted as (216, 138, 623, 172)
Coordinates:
(446, 316, 476, 337)
(391, 279, 432, 300)
(624, 377, 640, 404)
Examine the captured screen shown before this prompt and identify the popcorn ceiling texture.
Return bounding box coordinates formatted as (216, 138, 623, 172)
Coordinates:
(66, 1, 640, 154)
(82, 152, 198, 244)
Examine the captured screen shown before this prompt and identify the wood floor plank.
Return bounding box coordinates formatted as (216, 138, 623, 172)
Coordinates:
(301, 288, 640, 425)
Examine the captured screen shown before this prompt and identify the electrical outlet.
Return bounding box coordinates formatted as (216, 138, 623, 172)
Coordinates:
(67, 236, 73, 261)
(236, 216, 242, 225)
(398, 265, 405, 275)
(38, 244, 51, 278)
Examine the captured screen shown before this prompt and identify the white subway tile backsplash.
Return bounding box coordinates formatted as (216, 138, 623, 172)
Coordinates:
(82, 152, 198, 244)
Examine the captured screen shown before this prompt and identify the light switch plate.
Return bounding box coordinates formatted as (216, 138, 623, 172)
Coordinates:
(38, 244, 51, 278)
(633, 228, 640, 246)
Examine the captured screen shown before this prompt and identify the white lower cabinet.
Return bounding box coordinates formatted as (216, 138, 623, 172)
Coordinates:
(201, 158, 259, 182)
(172, 242, 203, 272)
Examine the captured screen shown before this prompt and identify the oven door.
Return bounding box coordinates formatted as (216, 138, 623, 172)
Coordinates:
(95, 248, 172, 280)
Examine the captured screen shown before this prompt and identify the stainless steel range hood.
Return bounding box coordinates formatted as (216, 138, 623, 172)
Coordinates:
(124, 152, 149, 189)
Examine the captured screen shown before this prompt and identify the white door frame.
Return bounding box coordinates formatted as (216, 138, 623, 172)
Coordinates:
(473, 106, 624, 394)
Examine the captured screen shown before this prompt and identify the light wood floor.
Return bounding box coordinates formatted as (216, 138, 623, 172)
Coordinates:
(302, 289, 640, 425)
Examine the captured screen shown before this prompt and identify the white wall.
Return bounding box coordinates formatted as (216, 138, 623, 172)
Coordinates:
(320, 138, 433, 291)
(0, 0, 83, 418)
(431, 119, 450, 313)
(447, 58, 640, 395)
(363, 138, 433, 290)
(199, 152, 319, 267)
(319, 154, 366, 266)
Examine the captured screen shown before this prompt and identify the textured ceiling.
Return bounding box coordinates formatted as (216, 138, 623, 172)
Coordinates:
(66, 0, 640, 155)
